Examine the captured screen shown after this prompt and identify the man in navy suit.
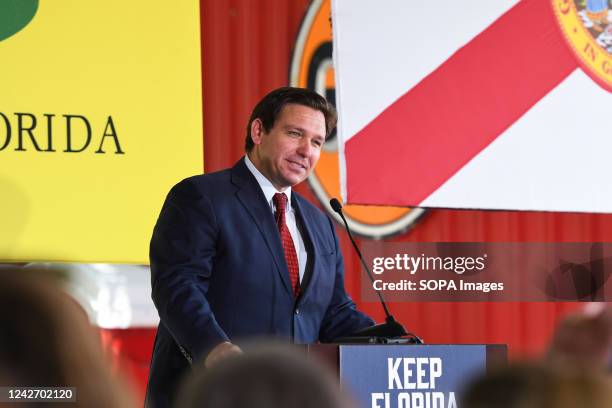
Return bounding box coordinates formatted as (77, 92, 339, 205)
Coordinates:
(146, 87, 374, 408)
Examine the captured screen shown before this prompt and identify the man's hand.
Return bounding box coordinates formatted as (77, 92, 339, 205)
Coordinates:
(205, 341, 243, 368)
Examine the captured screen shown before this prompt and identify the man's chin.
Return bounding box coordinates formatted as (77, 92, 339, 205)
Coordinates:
(282, 175, 307, 188)
(287, 179, 303, 187)
(283, 170, 310, 186)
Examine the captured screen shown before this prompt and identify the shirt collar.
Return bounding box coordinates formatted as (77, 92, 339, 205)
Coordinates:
(244, 155, 292, 212)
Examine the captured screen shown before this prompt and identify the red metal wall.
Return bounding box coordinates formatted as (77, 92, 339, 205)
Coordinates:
(200, 0, 612, 358)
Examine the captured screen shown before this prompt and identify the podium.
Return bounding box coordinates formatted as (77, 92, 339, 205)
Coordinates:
(305, 344, 506, 408)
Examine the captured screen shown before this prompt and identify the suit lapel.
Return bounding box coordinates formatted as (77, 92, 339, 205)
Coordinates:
(230, 159, 293, 296)
(292, 194, 318, 300)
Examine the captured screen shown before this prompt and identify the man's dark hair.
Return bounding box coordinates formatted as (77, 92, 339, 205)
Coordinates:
(245, 87, 337, 152)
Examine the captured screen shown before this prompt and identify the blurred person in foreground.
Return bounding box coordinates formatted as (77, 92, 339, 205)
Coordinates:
(0, 269, 134, 408)
(146, 87, 374, 407)
(547, 303, 612, 372)
(176, 343, 352, 408)
(461, 363, 612, 408)
(462, 304, 612, 408)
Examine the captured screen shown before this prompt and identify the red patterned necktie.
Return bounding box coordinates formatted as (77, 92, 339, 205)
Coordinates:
(273, 193, 300, 297)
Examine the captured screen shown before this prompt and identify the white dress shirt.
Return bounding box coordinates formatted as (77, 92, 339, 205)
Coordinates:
(244, 155, 307, 282)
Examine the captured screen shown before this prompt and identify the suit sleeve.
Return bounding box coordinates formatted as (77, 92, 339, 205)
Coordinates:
(150, 179, 229, 363)
(318, 216, 375, 342)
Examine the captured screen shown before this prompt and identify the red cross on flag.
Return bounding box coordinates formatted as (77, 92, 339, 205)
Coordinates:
(333, 0, 612, 212)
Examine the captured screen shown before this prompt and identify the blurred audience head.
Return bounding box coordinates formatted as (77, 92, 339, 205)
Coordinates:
(547, 304, 612, 372)
(461, 362, 612, 408)
(178, 342, 351, 408)
(0, 268, 134, 408)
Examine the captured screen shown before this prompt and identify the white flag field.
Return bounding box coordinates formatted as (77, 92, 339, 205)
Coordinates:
(332, 0, 612, 212)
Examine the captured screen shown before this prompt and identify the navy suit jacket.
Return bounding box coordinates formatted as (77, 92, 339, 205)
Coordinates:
(145, 158, 374, 408)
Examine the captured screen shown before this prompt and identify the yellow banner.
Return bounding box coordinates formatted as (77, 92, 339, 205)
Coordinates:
(0, 1, 203, 263)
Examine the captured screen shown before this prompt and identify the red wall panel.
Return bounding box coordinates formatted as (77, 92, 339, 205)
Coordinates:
(201, 0, 311, 170)
(100, 328, 156, 406)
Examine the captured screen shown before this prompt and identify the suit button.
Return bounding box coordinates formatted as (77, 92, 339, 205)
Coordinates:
(295, 308, 300, 315)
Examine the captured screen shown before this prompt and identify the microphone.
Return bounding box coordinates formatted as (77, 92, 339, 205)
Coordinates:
(329, 198, 423, 344)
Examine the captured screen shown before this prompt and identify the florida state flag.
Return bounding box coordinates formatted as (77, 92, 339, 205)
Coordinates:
(333, 0, 612, 212)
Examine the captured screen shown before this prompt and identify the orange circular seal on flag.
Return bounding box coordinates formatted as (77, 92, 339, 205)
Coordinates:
(552, 0, 612, 91)
(289, 0, 425, 238)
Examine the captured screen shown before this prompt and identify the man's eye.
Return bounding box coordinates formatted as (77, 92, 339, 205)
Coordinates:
(288, 131, 300, 136)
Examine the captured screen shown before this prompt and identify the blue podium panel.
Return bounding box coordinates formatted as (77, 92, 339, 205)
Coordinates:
(339, 345, 501, 408)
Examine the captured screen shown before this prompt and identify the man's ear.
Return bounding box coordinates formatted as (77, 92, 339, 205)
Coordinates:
(250, 119, 265, 146)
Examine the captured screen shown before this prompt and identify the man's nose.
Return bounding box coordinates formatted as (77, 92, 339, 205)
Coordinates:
(296, 138, 312, 157)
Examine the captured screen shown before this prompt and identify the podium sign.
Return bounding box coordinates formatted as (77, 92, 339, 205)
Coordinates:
(338, 345, 505, 408)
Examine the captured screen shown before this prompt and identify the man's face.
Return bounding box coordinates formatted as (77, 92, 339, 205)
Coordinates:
(249, 103, 326, 191)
